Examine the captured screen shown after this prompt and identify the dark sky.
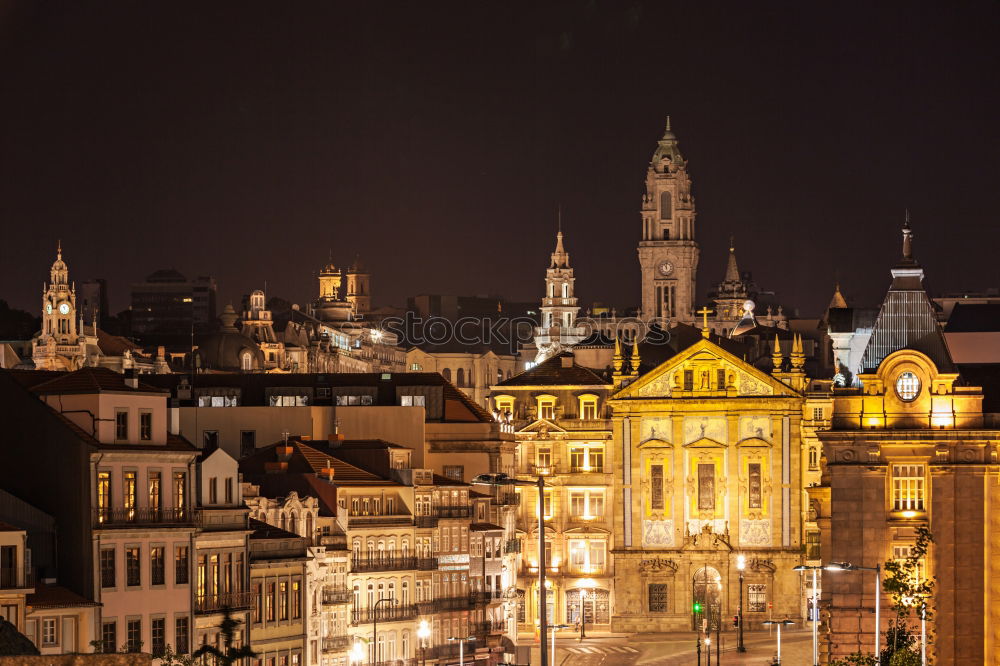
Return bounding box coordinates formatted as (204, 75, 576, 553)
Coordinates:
(1, 1, 997, 318)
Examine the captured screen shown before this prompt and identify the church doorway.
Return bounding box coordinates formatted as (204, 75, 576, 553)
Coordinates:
(692, 566, 723, 631)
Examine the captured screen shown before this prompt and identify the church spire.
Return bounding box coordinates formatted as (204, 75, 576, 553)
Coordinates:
(550, 230, 569, 268)
(827, 282, 848, 310)
(901, 209, 915, 264)
(724, 236, 740, 283)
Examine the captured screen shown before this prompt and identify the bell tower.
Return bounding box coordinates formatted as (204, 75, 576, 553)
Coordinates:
(33, 242, 87, 370)
(638, 117, 699, 324)
(533, 230, 586, 362)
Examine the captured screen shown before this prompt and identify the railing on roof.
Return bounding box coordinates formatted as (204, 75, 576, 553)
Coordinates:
(321, 635, 352, 652)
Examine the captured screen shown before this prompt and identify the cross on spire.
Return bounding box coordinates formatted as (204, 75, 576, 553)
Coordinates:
(696, 307, 713, 338)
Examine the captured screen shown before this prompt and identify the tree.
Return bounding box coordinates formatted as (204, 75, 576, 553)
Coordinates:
(831, 528, 934, 666)
(193, 608, 257, 665)
(0, 617, 40, 656)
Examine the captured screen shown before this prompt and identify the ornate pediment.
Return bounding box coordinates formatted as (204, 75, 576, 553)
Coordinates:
(517, 419, 567, 435)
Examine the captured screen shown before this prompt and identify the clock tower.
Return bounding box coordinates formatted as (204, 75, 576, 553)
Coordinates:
(638, 118, 699, 324)
(33, 242, 87, 370)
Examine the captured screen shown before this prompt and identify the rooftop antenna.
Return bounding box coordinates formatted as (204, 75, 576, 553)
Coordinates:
(557, 203, 562, 233)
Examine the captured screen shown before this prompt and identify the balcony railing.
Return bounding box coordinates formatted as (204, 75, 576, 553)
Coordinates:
(321, 635, 352, 652)
(193, 508, 249, 531)
(323, 587, 353, 605)
(194, 591, 256, 613)
(93, 507, 193, 528)
(347, 515, 412, 528)
(490, 492, 520, 506)
(424, 640, 487, 660)
(416, 557, 438, 571)
(0, 568, 33, 590)
(472, 620, 503, 636)
(417, 592, 495, 613)
(414, 515, 438, 528)
(530, 464, 554, 476)
(351, 556, 419, 573)
(568, 466, 605, 474)
(435, 506, 472, 519)
(504, 538, 521, 554)
(350, 604, 419, 625)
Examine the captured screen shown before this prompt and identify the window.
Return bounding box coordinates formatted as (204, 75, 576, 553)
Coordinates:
(203, 431, 219, 451)
(443, 466, 464, 482)
(253, 583, 263, 623)
(650, 464, 664, 510)
(570, 444, 604, 472)
(401, 395, 426, 406)
(97, 471, 111, 521)
(697, 463, 715, 511)
(279, 581, 289, 620)
(410, 363, 422, 371)
(240, 431, 256, 458)
(115, 410, 129, 441)
(209, 478, 218, 504)
(569, 490, 604, 518)
(126, 618, 141, 652)
(225, 478, 234, 504)
(291, 581, 301, 619)
(683, 370, 694, 391)
(648, 584, 669, 612)
(494, 396, 514, 416)
(578, 395, 598, 420)
(660, 191, 672, 219)
(892, 545, 927, 584)
(173, 472, 186, 518)
(139, 411, 153, 441)
(42, 618, 57, 646)
(747, 584, 767, 612)
(536, 447, 551, 473)
(537, 490, 552, 519)
(102, 621, 117, 653)
(895, 372, 921, 401)
(266, 583, 276, 622)
(101, 548, 116, 588)
(808, 447, 819, 470)
(126, 547, 141, 587)
(747, 463, 762, 509)
(805, 531, 821, 560)
(537, 397, 556, 420)
(240, 352, 253, 371)
(151, 618, 165, 656)
(716, 368, 727, 390)
(812, 407, 824, 421)
(124, 471, 136, 518)
(151, 547, 165, 586)
(148, 472, 161, 512)
(175, 546, 189, 585)
(175, 617, 189, 654)
(892, 464, 925, 511)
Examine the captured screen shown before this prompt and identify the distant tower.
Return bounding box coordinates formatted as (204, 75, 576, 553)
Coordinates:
(33, 242, 84, 370)
(242, 289, 284, 369)
(314, 260, 352, 322)
(345, 256, 371, 317)
(638, 117, 699, 324)
(533, 230, 586, 362)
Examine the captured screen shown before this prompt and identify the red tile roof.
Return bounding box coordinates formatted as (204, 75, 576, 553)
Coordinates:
(0, 521, 24, 532)
(30, 367, 165, 395)
(27, 583, 98, 608)
(241, 438, 393, 485)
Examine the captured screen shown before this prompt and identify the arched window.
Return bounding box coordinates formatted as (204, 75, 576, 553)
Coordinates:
(305, 513, 314, 544)
(808, 447, 819, 470)
(240, 351, 253, 371)
(660, 191, 672, 219)
(289, 511, 297, 535)
(279, 513, 287, 531)
(456, 368, 465, 387)
(442, 368, 452, 382)
(561, 283, 569, 298)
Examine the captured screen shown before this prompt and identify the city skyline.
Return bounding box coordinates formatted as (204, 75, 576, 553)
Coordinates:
(0, 2, 997, 316)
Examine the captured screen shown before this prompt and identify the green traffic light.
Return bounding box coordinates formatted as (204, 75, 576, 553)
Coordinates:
(693, 602, 702, 612)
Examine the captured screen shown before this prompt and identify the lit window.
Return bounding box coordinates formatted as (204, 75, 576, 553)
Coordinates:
(494, 396, 514, 416)
(569, 490, 604, 518)
(808, 447, 819, 470)
(42, 618, 57, 646)
(400, 395, 426, 407)
(895, 372, 921, 401)
(892, 545, 927, 585)
(535, 447, 552, 474)
(578, 395, 598, 420)
(892, 464, 925, 511)
(747, 584, 767, 612)
(537, 396, 556, 421)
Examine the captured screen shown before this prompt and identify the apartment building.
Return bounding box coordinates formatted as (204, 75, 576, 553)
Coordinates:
(249, 519, 309, 666)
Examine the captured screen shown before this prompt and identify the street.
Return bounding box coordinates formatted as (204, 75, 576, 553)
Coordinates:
(523, 629, 814, 666)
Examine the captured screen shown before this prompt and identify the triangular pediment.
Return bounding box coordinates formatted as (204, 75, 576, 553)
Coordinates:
(613, 338, 801, 399)
(517, 419, 567, 435)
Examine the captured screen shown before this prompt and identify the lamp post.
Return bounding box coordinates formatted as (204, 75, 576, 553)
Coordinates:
(349, 639, 367, 666)
(474, 472, 550, 666)
(578, 588, 589, 641)
(372, 597, 398, 664)
(705, 637, 712, 666)
(447, 635, 476, 666)
(761, 619, 795, 664)
(793, 564, 823, 666)
(736, 554, 747, 652)
(417, 619, 430, 666)
(824, 562, 881, 665)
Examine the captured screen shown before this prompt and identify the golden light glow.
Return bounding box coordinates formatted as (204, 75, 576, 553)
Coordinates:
(901, 510, 917, 518)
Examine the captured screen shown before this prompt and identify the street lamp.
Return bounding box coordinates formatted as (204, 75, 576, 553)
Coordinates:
(475, 472, 550, 666)
(578, 588, 589, 641)
(761, 619, 795, 664)
(793, 564, 822, 666)
(824, 562, 881, 665)
(372, 597, 398, 664)
(447, 635, 476, 666)
(417, 619, 430, 666)
(736, 555, 747, 653)
(550, 623, 571, 666)
(704, 637, 712, 666)
(349, 639, 366, 665)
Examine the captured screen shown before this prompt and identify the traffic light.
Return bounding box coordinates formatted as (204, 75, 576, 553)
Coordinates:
(733, 615, 740, 627)
(693, 601, 702, 613)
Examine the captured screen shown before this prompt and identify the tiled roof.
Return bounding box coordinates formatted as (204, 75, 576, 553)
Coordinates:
(470, 522, 504, 531)
(0, 521, 24, 532)
(497, 353, 608, 387)
(254, 474, 340, 517)
(240, 438, 393, 484)
(333, 439, 411, 450)
(30, 367, 165, 395)
(27, 583, 98, 608)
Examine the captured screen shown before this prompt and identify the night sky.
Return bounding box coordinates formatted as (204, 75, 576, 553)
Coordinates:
(0, 1, 997, 318)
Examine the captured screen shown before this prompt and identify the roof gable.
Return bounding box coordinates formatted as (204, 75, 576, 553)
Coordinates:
(497, 353, 608, 388)
(613, 338, 800, 400)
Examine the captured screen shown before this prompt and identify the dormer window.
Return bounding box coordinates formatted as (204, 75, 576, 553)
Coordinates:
(578, 395, 598, 420)
(895, 372, 921, 402)
(536, 396, 556, 421)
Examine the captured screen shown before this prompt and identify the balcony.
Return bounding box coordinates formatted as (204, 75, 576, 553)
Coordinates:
(424, 640, 487, 660)
(504, 538, 521, 554)
(193, 507, 249, 531)
(93, 507, 194, 528)
(347, 514, 412, 528)
(417, 592, 495, 613)
(568, 466, 605, 475)
(472, 620, 503, 637)
(0, 568, 33, 590)
(322, 635, 352, 653)
(416, 557, 438, 571)
(350, 604, 419, 625)
(323, 587, 353, 605)
(414, 515, 438, 528)
(529, 464, 554, 476)
(436, 506, 472, 519)
(194, 591, 256, 614)
(351, 556, 419, 573)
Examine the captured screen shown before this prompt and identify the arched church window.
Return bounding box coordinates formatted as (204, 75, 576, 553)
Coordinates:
(660, 191, 672, 220)
(240, 351, 252, 371)
(442, 368, 452, 382)
(456, 368, 465, 387)
(561, 283, 569, 298)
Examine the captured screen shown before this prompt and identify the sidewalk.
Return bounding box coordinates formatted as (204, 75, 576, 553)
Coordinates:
(639, 629, 813, 665)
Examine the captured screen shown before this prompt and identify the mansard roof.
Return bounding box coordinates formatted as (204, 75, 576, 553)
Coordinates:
(496, 352, 608, 388)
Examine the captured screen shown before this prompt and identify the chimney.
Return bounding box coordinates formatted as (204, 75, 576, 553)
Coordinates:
(124, 368, 139, 389)
(560, 355, 573, 368)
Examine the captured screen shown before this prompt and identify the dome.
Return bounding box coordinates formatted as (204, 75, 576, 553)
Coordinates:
(195, 304, 264, 371)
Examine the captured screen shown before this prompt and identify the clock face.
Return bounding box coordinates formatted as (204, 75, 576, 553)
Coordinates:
(58, 302, 70, 315)
(46, 303, 52, 314)
(657, 260, 674, 276)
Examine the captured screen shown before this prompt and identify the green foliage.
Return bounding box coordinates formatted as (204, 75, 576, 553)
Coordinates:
(0, 617, 41, 656)
(193, 607, 257, 666)
(159, 644, 197, 666)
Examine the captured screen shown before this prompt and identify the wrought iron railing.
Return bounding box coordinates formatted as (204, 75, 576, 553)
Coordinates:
(194, 591, 256, 613)
(323, 587, 353, 605)
(350, 604, 419, 625)
(351, 556, 418, 573)
(93, 507, 193, 527)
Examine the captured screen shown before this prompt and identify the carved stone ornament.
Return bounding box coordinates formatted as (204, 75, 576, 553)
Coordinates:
(638, 557, 679, 573)
(642, 519, 675, 547)
(738, 372, 772, 396)
(739, 519, 772, 547)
